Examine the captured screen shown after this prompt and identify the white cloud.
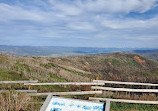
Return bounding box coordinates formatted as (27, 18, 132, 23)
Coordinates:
(48, 0, 158, 15)
(127, 36, 158, 41)
(67, 22, 96, 31)
(0, 3, 45, 21)
(81, 0, 158, 14)
(52, 4, 82, 16)
(101, 16, 158, 29)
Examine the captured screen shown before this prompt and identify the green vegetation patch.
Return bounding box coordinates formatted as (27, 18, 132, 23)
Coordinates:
(56, 64, 91, 78)
(61, 67, 91, 78)
(111, 102, 158, 111)
(0, 70, 24, 81)
(14, 63, 31, 72)
(104, 58, 122, 66)
(33, 85, 69, 92)
(104, 57, 142, 68)
(43, 63, 55, 69)
(49, 73, 67, 82)
(142, 68, 158, 77)
(0, 54, 9, 64)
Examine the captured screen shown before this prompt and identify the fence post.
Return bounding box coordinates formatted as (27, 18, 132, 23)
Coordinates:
(94, 77, 99, 98)
(28, 79, 32, 90)
(105, 100, 110, 111)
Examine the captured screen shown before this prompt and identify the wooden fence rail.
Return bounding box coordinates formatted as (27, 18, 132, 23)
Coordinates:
(93, 80, 158, 86)
(91, 86, 158, 93)
(29, 91, 102, 96)
(0, 80, 38, 84)
(24, 82, 104, 86)
(89, 97, 158, 104)
(0, 90, 37, 93)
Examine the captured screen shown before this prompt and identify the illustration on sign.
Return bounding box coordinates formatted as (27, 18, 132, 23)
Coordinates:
(45, 96, 105, 111)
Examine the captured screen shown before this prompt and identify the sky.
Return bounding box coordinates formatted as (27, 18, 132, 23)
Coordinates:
(0, 0, 158, 48)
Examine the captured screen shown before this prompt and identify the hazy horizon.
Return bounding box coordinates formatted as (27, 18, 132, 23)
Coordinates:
(0, 44, 158, 49)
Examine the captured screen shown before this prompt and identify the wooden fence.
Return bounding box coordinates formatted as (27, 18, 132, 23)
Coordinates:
(89, 80, 158, 110)
(1, 80, 158, 111)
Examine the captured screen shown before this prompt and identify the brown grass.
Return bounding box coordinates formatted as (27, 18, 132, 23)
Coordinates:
(0, 91, 30, 111)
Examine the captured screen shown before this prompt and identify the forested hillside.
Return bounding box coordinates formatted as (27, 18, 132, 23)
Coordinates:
(0, 53, 158, 83)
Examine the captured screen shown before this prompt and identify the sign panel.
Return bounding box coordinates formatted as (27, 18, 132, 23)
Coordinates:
(45, 96, 105, 111)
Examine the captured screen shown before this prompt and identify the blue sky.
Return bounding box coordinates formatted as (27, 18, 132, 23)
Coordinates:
(0, 0, 158, 48)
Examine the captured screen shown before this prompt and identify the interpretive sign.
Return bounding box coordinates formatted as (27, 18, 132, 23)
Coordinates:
(45, 96, 105, 111)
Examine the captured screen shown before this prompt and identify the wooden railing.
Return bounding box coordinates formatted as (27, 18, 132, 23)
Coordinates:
(89, 80, 158, 110)
(0, 80, 38, 84)
(1, 80, 158, 111)
(89, 97, 158, 104)
(0, 90, 37, 93)
(24, 82, 104, 86)
(93, 80, 158, 86)
(28, 91, 102, 96)
(91, 86, 158, 92)
(0, 80, 38, 93)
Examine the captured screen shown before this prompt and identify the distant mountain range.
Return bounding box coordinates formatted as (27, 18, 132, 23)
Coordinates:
(0, 45, 155, 56)
(0, 45, 158, 62)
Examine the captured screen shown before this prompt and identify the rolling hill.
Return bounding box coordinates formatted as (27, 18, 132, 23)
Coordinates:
(0, 53, 158, 83)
